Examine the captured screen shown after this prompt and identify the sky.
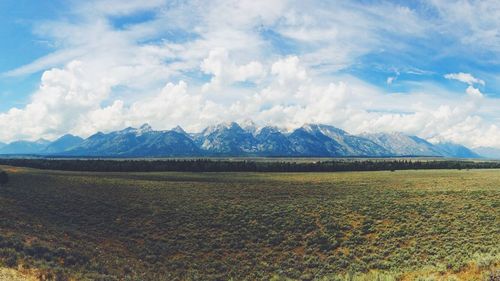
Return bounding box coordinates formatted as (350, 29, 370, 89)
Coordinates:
(0, 0, 499, 148)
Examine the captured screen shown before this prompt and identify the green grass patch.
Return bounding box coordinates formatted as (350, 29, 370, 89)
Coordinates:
(0, 167, 498, 280)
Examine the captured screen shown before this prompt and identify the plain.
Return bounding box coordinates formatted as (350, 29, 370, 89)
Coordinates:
(0, 166, 498, 280)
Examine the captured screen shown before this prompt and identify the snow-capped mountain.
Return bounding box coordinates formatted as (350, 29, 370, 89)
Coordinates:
(301, 124, 390, 156)
(255, 126, 294, 156)
(360, 132, 442, 156)
(0, 122, 486, 158)
(64, 124, 199, 157)
(360, 132, 479, 158)
(193, 122, 258, 155)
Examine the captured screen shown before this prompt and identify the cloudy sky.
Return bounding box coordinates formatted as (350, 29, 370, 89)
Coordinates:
(0, 0, 499, 148)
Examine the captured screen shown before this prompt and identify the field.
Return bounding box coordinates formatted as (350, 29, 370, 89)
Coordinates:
(0, 166, 499, 280)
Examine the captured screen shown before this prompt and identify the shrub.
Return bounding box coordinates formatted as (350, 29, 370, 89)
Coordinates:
(0, 170, 8, 185)
(0, 248, 19, 267)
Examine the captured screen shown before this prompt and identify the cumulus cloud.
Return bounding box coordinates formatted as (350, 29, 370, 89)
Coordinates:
(1, 0, 500, 149)
(0, 61, 115, 141)
(271, 56, 308, 86)
(1, 55, 500, 149)
(444, 72, 485, 98)
(201, 48, 265, 92)
(465, 86, 484, 98)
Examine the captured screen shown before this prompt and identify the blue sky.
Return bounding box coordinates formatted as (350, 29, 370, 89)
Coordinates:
(0, 1, 53, 110)
(0, 0, 499, 148)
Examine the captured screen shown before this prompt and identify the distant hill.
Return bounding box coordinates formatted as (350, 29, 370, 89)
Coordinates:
(0, 122, 486, 158)
(360, 132, 442, 156)
(473, 147, 500, 159)
(434, 142, 480, 159)
(360, 133, 480, 158)
(0, 139, 50, 155)
(42, 134, 83, 154)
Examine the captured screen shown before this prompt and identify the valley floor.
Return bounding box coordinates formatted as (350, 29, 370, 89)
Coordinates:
(0, 166, 498, 280)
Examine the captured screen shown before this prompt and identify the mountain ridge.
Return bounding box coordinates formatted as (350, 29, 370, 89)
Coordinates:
(0, 122, 483, 158)
(473, 147, 500, 159)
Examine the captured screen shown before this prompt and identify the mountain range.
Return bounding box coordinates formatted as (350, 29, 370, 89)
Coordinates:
(0, 122, 485, 158)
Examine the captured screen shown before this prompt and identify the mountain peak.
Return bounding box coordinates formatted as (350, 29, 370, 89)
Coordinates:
(119, 127, 136, 134)
(240, 119, 259, 134)
(119, 124, 153, 135)
(203, 122, 242, 135)
(0, 122, 482, 158)
(172, 125, 186, 134)
(140, 123, 152, 130)
(60, 133, 80, 138)
(257, 126, 282, 135)
(138, 123, 153, 134)
(35, 138, 51, 145)
(224, 121, 241, 130)
(43, 134, 83, 154)
(301, 123, 348, 136)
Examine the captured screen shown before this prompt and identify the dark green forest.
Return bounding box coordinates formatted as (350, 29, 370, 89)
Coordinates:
(0, 158, 499, 173)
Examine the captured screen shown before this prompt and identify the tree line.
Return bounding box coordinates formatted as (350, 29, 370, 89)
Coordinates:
(0, 158, 499, 172)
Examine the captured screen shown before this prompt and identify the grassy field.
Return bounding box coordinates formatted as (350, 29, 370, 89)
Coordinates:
(0, 166, 498, 280)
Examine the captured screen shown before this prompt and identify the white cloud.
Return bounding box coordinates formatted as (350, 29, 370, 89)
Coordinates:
(429, 0, 500, 55)
(0, 0, 500, 149)
(444, 72, 485, 98)
(2, 55, 500, 150)
(0, 61, 114, 141)
(445, 72, 485, 86)
(128, 81, 206, 131)
(201, 48, 265, 92)
(271, 56, 308, 86)
(465, 85, 484, 98)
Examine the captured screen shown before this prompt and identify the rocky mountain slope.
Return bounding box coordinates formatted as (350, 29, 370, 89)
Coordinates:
(0, 122, 484, 158)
